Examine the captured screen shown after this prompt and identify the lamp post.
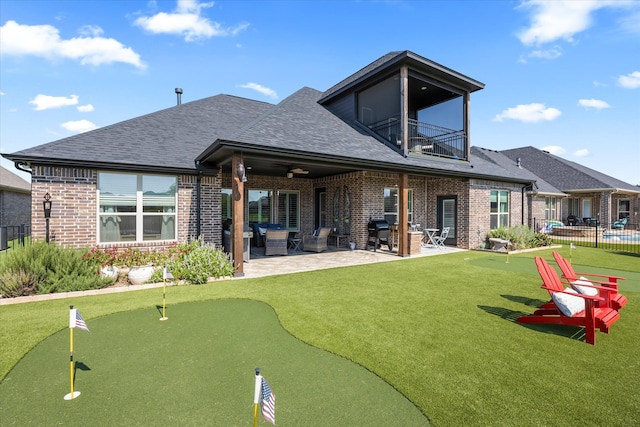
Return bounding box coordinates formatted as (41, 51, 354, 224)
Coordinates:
(43, 192, 52, 243)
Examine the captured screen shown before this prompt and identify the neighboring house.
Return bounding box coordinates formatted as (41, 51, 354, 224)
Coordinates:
(471, 147, 567, 229)
(500, 147, 640, 229)
(0, 165, 31, 228)
(4, 50, 632, 274)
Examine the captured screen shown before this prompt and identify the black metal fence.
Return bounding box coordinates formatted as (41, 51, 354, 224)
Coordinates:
(0, 224, 31, 252)
(531, 218, 639, 254)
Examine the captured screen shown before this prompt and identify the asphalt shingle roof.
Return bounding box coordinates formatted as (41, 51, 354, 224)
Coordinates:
(471, 147, 564, 195)
(501, 146, 639, 192)
(0, 166, 31, 192)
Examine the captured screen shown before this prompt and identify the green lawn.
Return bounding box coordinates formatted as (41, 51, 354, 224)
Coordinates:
(1, 248, 639, 426)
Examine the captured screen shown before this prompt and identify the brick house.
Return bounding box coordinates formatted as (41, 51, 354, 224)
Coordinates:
(0, 166, 31, 229)
(7, 50, 634, 274)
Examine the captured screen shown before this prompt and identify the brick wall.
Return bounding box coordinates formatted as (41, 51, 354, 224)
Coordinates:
(30, 165, 223, 251)
(28, 163, 542, 253)
(31, 166, 96, 247)
(0, 190, 31, 227)
(468, 179, 526, 249)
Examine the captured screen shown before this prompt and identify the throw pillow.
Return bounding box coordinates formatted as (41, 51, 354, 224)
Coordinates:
(571, 279, 598, 296)
(552, 288, 585, 317)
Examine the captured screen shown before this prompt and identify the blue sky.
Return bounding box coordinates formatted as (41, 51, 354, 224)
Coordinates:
(1, 0, 639, 185)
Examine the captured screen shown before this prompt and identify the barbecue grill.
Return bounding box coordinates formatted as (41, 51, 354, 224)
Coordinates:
(367, 219, 391, 251)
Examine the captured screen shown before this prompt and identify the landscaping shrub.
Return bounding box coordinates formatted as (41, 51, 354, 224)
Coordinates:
(0, 241, 114, 298)
(83, 239, 233, 286)
(488, 225, 551, 249)
(158, 241, 234, 284)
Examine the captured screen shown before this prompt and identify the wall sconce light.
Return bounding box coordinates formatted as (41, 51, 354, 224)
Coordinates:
(236, 161, 247, 183)
(286, 171, 294, 179)
(43, 192, 52, 243)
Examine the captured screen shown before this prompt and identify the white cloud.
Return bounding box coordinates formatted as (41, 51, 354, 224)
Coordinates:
(618, 71, 640, 89)
(527, 46, 563, 60)
(77, 104, 94, 112)
(574, 148, 590, 157)
(134, 0, 249, 42)
(30, 94, 79, 111)
(0, 20, 145, 69)
(541, 145, 566, 155)
(240, 83, 278, 99)
(578, 98, 611, 109)
(517, 0, 603, 46)
(494, 103, 562, 123)
(78, 25, 104, 37)
(61, 119, 97, 133)
(515, 0, 640, 62)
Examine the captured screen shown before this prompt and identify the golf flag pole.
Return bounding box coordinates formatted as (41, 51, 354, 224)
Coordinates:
(253, 368, 262, 427)
(570, 242, 576, 264)
(64, 305, 81, 400)
(506, 241, 510, 264)
(160, 267, 172, 321)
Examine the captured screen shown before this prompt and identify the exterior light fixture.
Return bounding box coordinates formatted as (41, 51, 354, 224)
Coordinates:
(287, 171, 294, 179)
(43, 192, 52, 243)
(236, 161, 247, 183)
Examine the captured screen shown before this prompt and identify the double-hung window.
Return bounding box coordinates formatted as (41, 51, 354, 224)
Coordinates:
(490, 190, 509, 229)
(98, 172, 177, 243)
(277, 190, 300, 231)
(545, 197, 558, 220)
(384, 188, 413, 224)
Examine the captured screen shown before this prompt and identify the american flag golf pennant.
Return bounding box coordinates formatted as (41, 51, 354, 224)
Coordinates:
(70, 308, 90, 333)
(261, 377, 276, 425)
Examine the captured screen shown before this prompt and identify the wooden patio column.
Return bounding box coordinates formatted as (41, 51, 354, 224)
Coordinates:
(232, 154, 245, 277)
(398, 172, 409, 257)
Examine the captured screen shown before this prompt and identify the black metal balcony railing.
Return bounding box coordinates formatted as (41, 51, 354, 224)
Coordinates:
(369, 116, 467, 161)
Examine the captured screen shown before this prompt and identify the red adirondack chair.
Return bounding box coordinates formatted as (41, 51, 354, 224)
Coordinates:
(517, 257, 620, 345)
(553, 251, 628, 310)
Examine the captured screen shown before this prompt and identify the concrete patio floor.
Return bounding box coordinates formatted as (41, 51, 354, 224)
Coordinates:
(241, 244, 465, 279)
(0, 245, 465, 305)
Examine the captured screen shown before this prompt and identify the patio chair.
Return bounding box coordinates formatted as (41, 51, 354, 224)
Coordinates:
(433, 227, 449, 248)
(517, 257, 620, 345)
(302, 227, 331, 253)
(611, 217, 628, 230)
(552, 252, 627, 310)
(264, 229, 289, 256)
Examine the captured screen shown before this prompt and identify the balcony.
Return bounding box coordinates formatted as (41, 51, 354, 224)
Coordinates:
(370, 116, 468, 161)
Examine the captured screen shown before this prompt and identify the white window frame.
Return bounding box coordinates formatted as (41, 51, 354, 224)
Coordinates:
(545, 197, 558, 220)
(277, 190, 300, 231)
(490, 190, 509, 229)
(97, 172, 177, 243)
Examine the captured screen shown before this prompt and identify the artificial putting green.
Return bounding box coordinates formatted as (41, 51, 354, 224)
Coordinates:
(0, 299, 429, 426)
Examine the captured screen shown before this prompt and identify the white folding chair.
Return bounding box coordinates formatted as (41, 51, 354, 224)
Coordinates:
(433, 227, 449, 248)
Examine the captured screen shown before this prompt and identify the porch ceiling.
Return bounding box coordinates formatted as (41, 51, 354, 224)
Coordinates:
(211, 149, 362, 179)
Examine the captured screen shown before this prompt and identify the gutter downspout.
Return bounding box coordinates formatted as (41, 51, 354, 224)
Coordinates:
(196, 172, 201, 239)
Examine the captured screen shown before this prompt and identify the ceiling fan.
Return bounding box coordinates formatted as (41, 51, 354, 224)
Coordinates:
(286, 166, 309, 178)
